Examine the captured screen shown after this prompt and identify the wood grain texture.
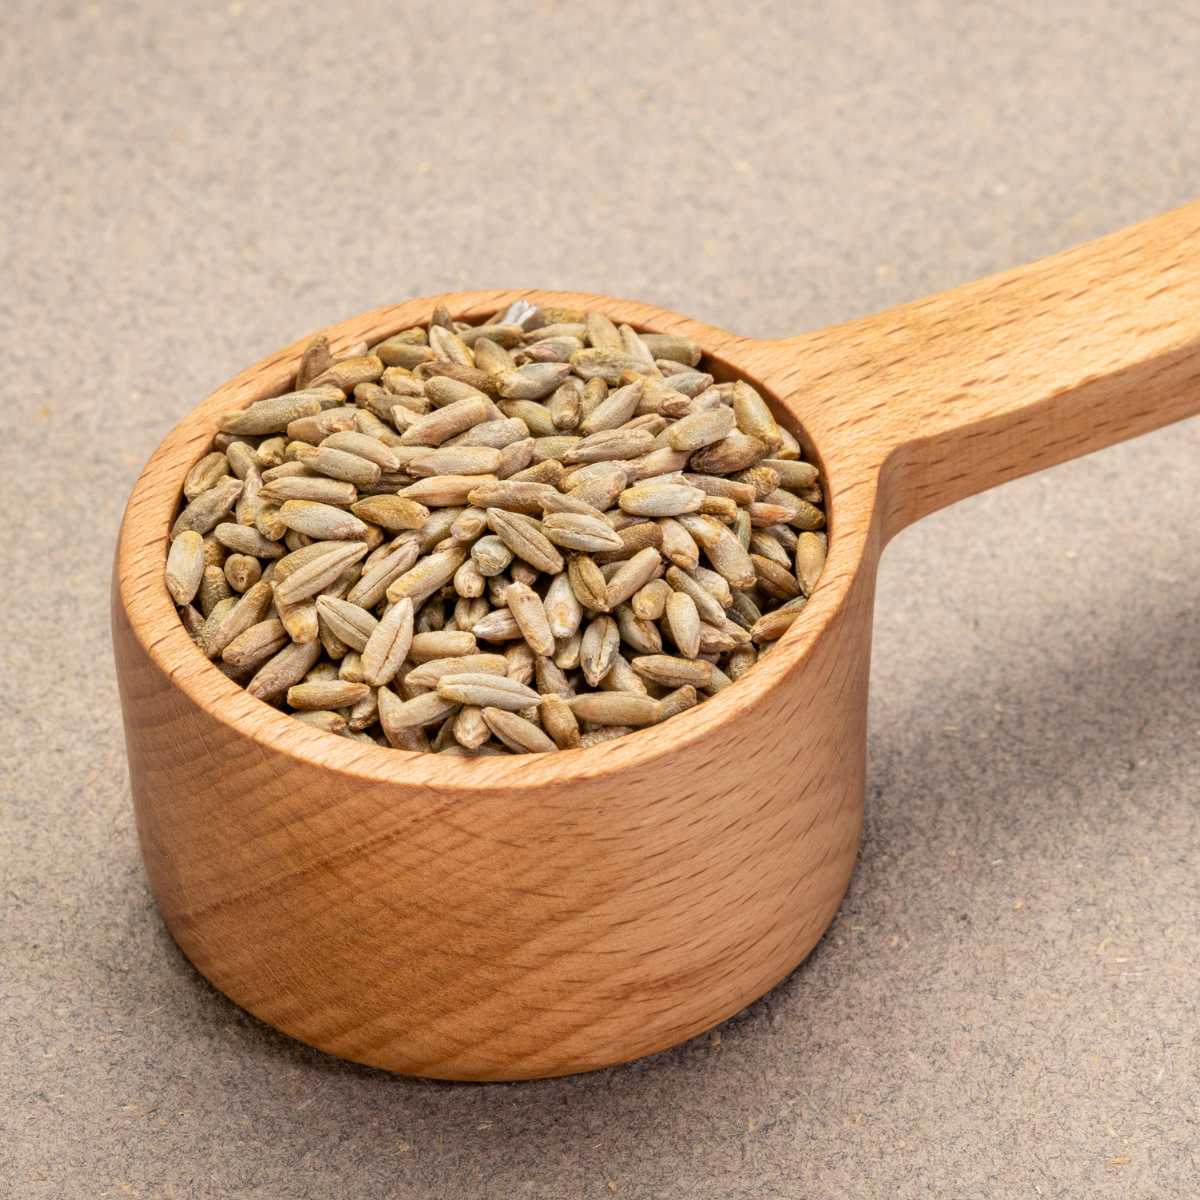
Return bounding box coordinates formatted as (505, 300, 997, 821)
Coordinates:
(113, 204, 1200, 1080)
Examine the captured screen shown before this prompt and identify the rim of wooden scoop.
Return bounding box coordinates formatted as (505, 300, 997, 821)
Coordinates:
(114, 290, 873, 792)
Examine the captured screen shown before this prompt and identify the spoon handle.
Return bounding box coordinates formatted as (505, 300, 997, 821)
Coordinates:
(774, 201, 1200, 539)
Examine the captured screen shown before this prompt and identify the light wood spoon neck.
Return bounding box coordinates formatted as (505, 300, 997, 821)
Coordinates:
(750, 200, 1200, 541)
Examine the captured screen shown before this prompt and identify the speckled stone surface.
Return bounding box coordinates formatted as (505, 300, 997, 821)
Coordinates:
(3, 2, 1198, 1196)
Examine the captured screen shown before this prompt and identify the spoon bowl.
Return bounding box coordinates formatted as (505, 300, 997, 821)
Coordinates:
(113, 204, 1200, 1079)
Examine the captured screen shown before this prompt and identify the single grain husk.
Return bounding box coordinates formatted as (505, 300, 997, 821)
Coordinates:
(172, 476, 243, 538)
(567, 554, 609, 612)
(512, 459, 567, 490)
(598, 650, 650, 696)
(318, 429, 401, 471)
(378, 687, 458, 740)
(405, 653, 509, 688)
(347, 687, 380, 731)
(437, 673, 541, 710)
(409, 445, 503, 477)
(273, 541, 367, 605)
(352, 409, 400, 445)
(676, 513, 756, 589)
(688, 431, 769, 474)
(762, 458, 819, 491)
(468, 479, 556, 514)
(452, 705, 491, 749)
(533, 653, 574, 697)
(276, 595, 319, 644)
(692, 565, 734, 606)
(592, 521, 663, 566)
(656, 684, 698, 720)
(618, 481, 706, 517)
(538, 693, 581, 748)
(553, 629, 583, 671)
(503, 581, 556, 656)
(666, 407, 736, 452)
(295, 335, 333, 388)
(486, 509, 564, 573)
(751, 602, 806, 643)
(569, 692, 661, 728)
(749, 529, 791, 568)
(615, 604, 662, 655)
(338, 652, 366, 683)
(569, 347, 649, 385)
(348, 495, 429, 531)
(631, 578, 671, 621)
(346, 537, 421, 607)
(702, 495, 739, 522)
(481, 706, 556, 753)
(278, 500, 368, 541)
(497, 400, 559, 438)
(212, 522, 286, 559)
(472, 608, 523, 642)
(454, 556, 486, 598)
(449, 417, 529, 451)
(471, 534, 514, 576)
(183, 452, 230, 499)
(604, 546, 662, 609)
(220, 618, 288, 671)
(260, 476, 358, 507)
(235, 468, 263, 525)
(399, 474, 498, 507)
(198, 568, 232, 619)
(734, 464, 781, 500)
(361, 598, 414, 686)
(287, 679, 370, 710)
(409, 630, 477, 662)
(315, 595, 378, 652)
(704, 664, 734, 694)
(682, 473, 757, 505)
(535, 572, 580, 639)
(794, 531, 827, 595)
(564, 427, 655, 464)
(727, 644, 758, 679)
(752, 554, 802, 600)
(640, 334, 701, 366)
(224, 553, 262, 592)
(540, 511, 624, 552)
(731, 380, 783, 450)
(665, 590, 701, 658)
(548, 376, 583, 430)
(579, 380, 643, 434)
(218, 391, 325, 436)
(631, 654, 713, 688)
(399, 396, 493, 446)
(178, 604, 205, 641)
(564, 461, 628, 510)
(247, 638, 323, 700)
(308, 354, 384, 392)
(658, 518, 701, 570)
(386, 545, 467, 604)
(165, 531, 206, 605)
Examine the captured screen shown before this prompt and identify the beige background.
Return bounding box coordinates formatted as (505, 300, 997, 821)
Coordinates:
(3, 2, 1199, 1197)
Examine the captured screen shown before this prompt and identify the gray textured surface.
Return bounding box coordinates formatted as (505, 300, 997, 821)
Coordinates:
(3, 2, 1199, 1196)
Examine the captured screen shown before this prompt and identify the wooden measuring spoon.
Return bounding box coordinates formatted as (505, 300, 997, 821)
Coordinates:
(113, 202, 1200, 1080)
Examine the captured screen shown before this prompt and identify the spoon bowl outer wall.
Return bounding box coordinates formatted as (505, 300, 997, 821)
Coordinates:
(113, 289, 876, 1081)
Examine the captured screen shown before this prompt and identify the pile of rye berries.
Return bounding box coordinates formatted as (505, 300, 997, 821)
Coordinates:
(165, 301, 827, 755)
